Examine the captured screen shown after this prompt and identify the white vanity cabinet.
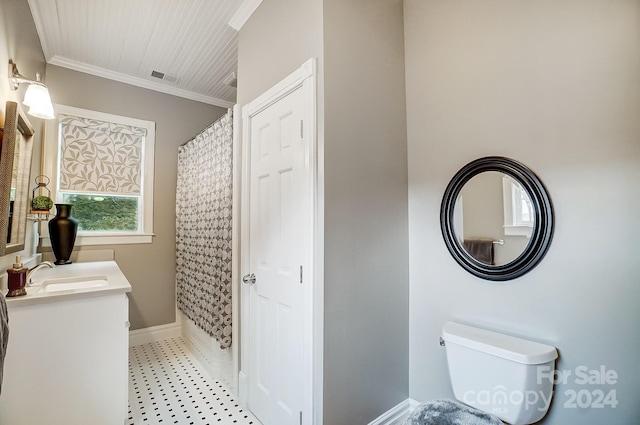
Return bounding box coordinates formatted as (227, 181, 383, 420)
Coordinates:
(0, 261, 131, 425)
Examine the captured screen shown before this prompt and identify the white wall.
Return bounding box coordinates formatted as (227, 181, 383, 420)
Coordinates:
(405, 1, 640, 424)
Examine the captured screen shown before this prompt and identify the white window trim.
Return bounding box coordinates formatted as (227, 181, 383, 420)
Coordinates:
(42, 104, 155, 246)
(502, 175, 533, 238)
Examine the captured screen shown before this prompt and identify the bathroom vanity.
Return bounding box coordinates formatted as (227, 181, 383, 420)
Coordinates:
(0, 261, 131, 425)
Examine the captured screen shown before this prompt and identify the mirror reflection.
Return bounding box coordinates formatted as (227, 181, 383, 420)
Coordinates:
(453, 171, 533, 266)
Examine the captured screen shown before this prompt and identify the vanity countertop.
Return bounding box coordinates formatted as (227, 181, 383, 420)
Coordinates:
(5, 260, 131, 307)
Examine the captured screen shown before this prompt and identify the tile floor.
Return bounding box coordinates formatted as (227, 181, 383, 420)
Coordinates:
(128, 337, 260, 425)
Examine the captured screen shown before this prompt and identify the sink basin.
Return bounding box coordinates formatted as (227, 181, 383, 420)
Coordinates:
(37, 275, 109, 293)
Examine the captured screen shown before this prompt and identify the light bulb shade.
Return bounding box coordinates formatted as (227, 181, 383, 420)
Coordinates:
(28, 102, 55, 120)
(23, 83, 55, 119)
(23, 83, 49, 107)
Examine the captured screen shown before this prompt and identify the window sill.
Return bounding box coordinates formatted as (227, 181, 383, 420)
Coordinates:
(503, 225, 532, 238)
(42, 233, 155, 247)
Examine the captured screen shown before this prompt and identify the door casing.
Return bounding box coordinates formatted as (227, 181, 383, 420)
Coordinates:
(239, 58, 322, 425)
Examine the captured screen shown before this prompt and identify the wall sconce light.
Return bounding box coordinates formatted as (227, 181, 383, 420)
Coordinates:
(8, 60, 55, 120)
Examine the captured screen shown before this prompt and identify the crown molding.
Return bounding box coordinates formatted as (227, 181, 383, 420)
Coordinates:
(228, 0, 264, 31)
(48, 55, 235, 108)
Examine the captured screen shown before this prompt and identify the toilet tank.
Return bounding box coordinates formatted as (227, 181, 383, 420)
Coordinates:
(442, 322, 558, 425)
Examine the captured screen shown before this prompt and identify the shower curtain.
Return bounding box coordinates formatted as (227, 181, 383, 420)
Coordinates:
(176, 110, 233, 349)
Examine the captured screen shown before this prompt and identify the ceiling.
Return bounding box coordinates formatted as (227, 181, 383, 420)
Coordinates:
(27, 0, 256, 108)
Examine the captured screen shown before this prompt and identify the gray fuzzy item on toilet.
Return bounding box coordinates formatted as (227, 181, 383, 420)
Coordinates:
(405, 399, 504, 425)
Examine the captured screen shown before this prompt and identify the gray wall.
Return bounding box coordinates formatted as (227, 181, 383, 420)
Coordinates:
(237, 0, 324, 106)
(46, 65, 226, 330)
(405, 1, 640, 424)
(0, 0, 47, 271)
(460, 172, 504, 240)
(0, 0, 46, 105)
(238, 0, 409, 423)
(322, 0, 408, 423)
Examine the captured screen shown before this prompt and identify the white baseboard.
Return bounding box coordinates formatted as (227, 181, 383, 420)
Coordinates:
(368, 398, 420, 425)
(238, 371, 248, 407)
(129, 322, 182, 347)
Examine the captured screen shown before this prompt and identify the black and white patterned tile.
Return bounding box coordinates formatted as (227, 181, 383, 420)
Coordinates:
(128, 338, 259, 425)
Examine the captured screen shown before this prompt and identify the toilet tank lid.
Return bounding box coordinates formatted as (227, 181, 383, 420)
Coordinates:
(442, 322, 558, 365)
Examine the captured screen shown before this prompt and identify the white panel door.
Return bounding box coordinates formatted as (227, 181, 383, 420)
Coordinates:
(247, 85, 307, 425)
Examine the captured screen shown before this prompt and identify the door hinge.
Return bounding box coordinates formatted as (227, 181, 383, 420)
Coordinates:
(299, 265, 303, 284)
(300, 120, 304, 138)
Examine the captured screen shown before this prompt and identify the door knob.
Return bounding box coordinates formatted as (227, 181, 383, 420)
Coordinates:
(242, 273, 256, 285)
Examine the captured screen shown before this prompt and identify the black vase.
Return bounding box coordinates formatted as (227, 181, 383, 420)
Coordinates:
(49, 204, 79, 265)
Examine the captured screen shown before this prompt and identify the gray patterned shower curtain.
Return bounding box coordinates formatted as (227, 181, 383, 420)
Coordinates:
(176, 110, 233, 349)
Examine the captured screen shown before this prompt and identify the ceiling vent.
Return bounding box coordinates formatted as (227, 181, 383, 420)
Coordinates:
(151, 70, 179, 83)
(223, 71, 237, 88)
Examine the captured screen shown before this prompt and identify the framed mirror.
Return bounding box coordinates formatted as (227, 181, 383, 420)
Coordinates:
(0, 101, 34, 256)
(440, 156, 554, 281)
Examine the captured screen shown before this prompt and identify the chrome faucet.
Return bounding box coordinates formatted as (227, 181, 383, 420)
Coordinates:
(27, 261, 55, 286)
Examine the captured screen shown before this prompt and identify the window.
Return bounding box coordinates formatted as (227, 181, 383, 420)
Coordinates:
(43, 105, 155, 245)
(502, 175, 533, 237)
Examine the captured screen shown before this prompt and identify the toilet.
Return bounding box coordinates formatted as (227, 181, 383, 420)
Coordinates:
(437, 321, 558, 425)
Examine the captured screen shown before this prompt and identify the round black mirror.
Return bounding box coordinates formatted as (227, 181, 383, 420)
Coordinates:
(440, 156, 554, 281)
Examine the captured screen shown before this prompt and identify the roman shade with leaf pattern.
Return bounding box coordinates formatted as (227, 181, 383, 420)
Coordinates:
(58, 114, 146, 196)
